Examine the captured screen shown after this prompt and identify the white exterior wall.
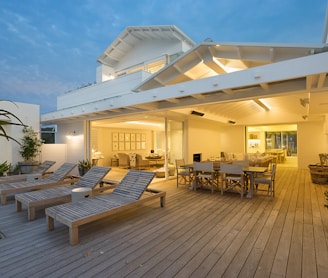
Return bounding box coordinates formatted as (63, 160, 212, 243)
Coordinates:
(57, 71, 148, 110)
(0, 102, 40, 166)
(298, 121, 328, 169)
(187, 118, 222, 163)
(55, 122, 85, 173)
(96, 64, 115, 83)
(220, 125, 246, 155)
(41, 144, 68, 172)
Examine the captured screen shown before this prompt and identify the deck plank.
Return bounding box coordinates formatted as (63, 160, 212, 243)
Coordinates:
(1, 167, 328, 277)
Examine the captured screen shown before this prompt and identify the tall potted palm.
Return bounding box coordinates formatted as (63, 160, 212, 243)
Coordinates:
(18, 127, 44, 174)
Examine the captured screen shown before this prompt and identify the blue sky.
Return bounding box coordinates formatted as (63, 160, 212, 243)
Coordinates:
(0, 0, 327, 114)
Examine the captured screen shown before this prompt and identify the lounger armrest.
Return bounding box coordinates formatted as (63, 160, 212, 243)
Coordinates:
(145, 188, 166, 207)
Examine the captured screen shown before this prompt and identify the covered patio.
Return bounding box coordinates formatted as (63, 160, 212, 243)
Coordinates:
(0, 166, 328, 277)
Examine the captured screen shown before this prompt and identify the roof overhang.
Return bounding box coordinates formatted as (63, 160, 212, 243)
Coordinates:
(41, 51, 328, 126)
(135, 42, 327, 92)
(97, 25, 196, 67)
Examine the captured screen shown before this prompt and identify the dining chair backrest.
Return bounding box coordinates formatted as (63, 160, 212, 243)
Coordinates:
(220, 163, 243, 175)
(176, 159, 185, 169)
(271, 163, 277, 180)
(193, 161, 213, 173)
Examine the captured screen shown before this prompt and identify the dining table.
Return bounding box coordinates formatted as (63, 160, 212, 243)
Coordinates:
(180, 163, 267, 198)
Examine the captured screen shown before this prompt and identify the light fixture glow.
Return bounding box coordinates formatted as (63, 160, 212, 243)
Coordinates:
(191, 110, 205, 117)
(253, 99, 270, 111)
(66, 131, 76, 139)
(125, 121, 163, 127)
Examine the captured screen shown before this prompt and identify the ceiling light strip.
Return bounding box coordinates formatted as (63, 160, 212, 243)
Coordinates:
(253, 99, 270, 111)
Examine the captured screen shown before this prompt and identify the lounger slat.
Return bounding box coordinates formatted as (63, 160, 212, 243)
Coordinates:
(32, 161, 56, 174)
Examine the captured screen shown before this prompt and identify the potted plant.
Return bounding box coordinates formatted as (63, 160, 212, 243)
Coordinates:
(0, 161, 10, 176)
(18, 127, 44, 174)
(7, 163, 20, 175)
(78, 159, 92, 176)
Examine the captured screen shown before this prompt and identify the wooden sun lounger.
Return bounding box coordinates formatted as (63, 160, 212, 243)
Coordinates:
(0, 161, 56, 184)
(0, 163, 77, 205)
(15, 166, 114, 220)
(45, 170, 166, 245)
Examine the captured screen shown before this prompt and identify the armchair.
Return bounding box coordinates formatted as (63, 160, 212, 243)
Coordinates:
(117, 153, 130, 168)
(135, 154, 150, 170)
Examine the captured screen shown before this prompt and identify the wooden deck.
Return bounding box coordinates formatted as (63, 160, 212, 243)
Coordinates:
(1, 167, 328, 277)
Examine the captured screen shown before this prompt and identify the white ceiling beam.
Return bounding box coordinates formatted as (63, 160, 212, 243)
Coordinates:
(317, 73, 327, 89)
(222, 89, 233, 94)
(166, 98, 180, 103)
(260, 83, 269, 90)
(191, 94, 205, 99)
(269, 48, 275, 62)
(306, 75, 314, 90)
(198, 47, 227, 74)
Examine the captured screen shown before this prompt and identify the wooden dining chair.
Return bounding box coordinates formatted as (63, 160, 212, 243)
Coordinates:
(193, 161, 217, 193)
(253, 163, 276, 199)
(175, 159, 193, 188)
(232, 159, 250, 189)
(220, 163, 245, 198)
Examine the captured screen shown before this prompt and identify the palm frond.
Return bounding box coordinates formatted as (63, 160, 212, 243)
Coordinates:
(0, 101, 27, 143)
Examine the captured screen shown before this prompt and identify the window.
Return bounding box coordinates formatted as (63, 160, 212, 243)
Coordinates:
(41, 125, 56, 144)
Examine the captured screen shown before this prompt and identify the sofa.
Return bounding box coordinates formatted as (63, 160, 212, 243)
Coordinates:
(223, 152, 273, 167)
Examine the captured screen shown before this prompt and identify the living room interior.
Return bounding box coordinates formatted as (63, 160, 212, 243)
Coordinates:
(88, 113, 298, 176)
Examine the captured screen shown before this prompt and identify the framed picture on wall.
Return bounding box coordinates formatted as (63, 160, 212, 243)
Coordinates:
(125, 133, 130, 141)
(112, 142, 118, 151)
(131, 133, 135, 141)
(125, 142, 130, 150)
(131, 142, 135, 150)
(119, 142, 125, 150)
(119, 133, 124, 141)
(112, 133, 118, 141)
(136, 142, 141, 150)
(141, 133, 146, 141)
(141, 142, 146, 150)
(136, 133, 141, 141)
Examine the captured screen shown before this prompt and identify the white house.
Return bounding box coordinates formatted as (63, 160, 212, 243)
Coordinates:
(41, 25, 328, 172)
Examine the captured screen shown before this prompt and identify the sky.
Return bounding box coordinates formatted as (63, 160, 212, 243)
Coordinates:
(0, 0, 327, 114)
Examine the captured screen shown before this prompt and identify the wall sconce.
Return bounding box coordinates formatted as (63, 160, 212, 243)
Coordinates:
(300, 98, 310, 107)
(66, 131, 76, 139)
(191, 110, 205, 117)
